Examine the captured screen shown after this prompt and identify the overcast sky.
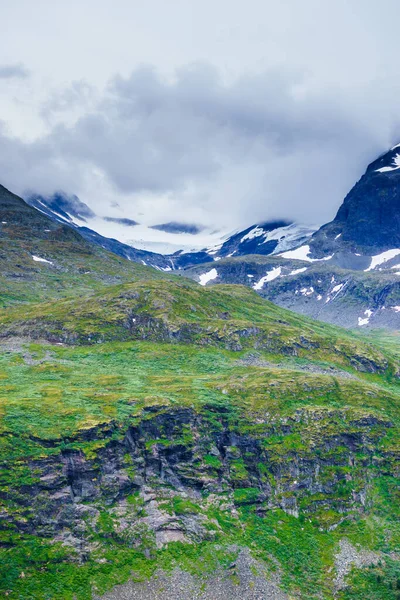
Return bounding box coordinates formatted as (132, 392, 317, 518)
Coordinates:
(1, 0, 400, 229)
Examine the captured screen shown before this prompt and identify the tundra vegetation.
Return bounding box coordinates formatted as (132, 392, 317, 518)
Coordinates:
(0, 185, 399, 599)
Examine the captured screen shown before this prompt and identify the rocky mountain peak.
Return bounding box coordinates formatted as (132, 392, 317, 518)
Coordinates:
(307, 144, 400, 257)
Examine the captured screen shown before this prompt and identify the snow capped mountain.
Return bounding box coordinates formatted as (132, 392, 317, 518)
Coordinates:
(300, 142, 400, 265)
(198, 221, 318, 261)
(25, 192, 317, 267)
(21, 141, 400, 330)
(25, 191, 231, 256)
(27, 191, 95, 225)
(4, 138, 399, 330)
(184, 143, 400, 330)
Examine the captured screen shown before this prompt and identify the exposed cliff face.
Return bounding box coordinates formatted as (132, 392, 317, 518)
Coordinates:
(304, 145, 400, 256)
(3, 404, 395, 554)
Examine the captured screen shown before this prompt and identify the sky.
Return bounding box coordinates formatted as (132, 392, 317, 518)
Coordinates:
(1, 0, 400, 232)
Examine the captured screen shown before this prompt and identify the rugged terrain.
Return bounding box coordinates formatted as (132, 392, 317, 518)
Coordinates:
(184, 144, 400, 330)
(0, 184, 172, 308)
(0, 184, 399, 599)
(26, 190, 316, 270)
(24, 144, 400, 331)
(185, 254, 400, 329)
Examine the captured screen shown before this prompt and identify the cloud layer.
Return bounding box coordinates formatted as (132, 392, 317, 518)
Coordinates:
(0, 63, 30, 79)
(1, 0, 400, 229)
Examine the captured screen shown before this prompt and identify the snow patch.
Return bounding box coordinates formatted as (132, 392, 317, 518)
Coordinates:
(253, 267, 282, 290)
(335, 233, 342, 240)
(391, 306, 400, 313)
(365, 249, 400, 271)
(326, 281, 347, 303)
(375, 153, 400, 173)
(207, 243, 223, 256)
(289, 267, 308, 275)
(280, 245, 333, 262)
(331, 284, 343, 294)
(270, 224, 318, 254)
(32, 255, 53, 264)
(358, 309, 373, 327)
(240, 226, 265, 243)
(199, 268, 218, 286)
(300, 286, 314, 296)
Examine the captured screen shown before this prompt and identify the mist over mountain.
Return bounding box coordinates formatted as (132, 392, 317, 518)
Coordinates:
(1, 3, 400, 599)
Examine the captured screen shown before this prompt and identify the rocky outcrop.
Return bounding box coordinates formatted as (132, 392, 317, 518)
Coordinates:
(308, 145, 400, 255)
(1, 405, 394, 561)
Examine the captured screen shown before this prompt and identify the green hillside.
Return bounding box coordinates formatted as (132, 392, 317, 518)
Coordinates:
(0, 184, 169, 307)
(0, 274, 399, 599)
(0, 186, 399, 599)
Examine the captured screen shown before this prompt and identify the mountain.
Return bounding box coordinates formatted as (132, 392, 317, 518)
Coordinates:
(27, 190, 96, 223)
(185, 221, 317, 260)
(0, 184, 170, 306)
(1, 181, 399, 599)
(25, 191, 317, 268)
(185, 255, 400, 329)
(303, 143, 400, 262)
(24, 142, 400, 276)
(185, 145, 400, 330)
(1, 277, 399, 599)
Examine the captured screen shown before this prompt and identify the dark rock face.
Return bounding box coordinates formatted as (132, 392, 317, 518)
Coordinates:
(310, 145, 400, 254)
(27, 191, 96, 223)
(1, 405, 393, 550)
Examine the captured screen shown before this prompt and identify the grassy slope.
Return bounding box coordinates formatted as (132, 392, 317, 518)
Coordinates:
(0, 184, 171, 307)
(0, 185, 399, 599)
(0, 280, 395, 376)
(0, 277, 399, 599)
(0, 237, 172, 307)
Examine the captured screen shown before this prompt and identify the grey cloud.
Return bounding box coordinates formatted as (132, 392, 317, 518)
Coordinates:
(0, 63, 398, 228)
(0, 63, 30, 79)
(40, 80, 95, 120)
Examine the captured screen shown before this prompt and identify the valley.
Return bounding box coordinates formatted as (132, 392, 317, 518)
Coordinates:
(0, 147, 399, 598)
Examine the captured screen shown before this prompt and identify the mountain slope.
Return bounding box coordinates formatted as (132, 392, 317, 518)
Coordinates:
(0, 278, 392, 374)
(0, 184, 171, 306)
(304, 143, 400, 260)
(1, 178, 400, 598)
(0, 274, 399, 599)
(25, 191, 317, 268)
(185, 255, 400, 329)
(184, 144, 400, 330)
